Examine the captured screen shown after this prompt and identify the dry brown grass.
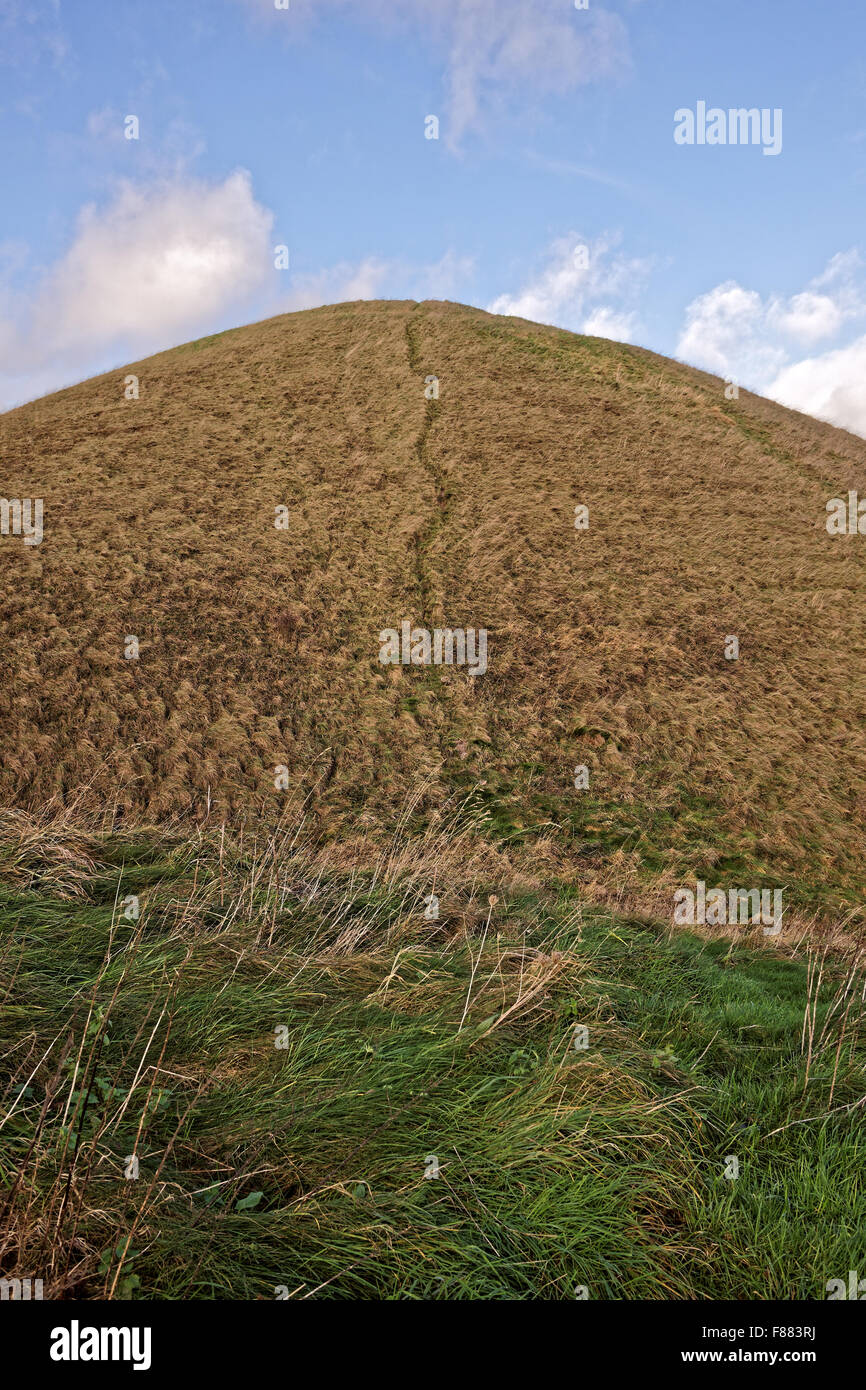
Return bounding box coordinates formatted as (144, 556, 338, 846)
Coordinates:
(0, 807, 102, 900)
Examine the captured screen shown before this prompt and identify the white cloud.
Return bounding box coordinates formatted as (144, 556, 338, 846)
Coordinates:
(0, 171, 274, 407)
(582, 305, 638, 342)
(682, 255, 866, 378)
(38, 171, 273, 353)
(768, 291, 843, 345)
(234, 0, 631, 147)
(676, 281, 786, 382)
(767, 337, 866, 438)
(675, 251, 866, 437)
(487, 234, 649, 337)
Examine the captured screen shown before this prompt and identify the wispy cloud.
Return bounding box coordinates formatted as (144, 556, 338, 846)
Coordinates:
(523, 150, 640, 199)
(0, 0, 68, 71)
(488, 233, 650, 340)
(279, 249, 475, 312)
(233, 0, 632, 147)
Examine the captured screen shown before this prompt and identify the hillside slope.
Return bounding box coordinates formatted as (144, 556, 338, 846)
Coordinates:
(2, 299, 866, 913)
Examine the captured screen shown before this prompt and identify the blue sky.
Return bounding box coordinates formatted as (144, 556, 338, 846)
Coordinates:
(2, 0, 866, 432)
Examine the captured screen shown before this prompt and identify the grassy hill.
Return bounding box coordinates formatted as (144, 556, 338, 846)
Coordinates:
(2, 299, 866, 915)
(1, 300, 865, 1300)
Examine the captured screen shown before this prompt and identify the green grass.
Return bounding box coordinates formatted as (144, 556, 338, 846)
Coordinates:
(441, 762, 858, 917)
(1, 831, 864, 1301)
